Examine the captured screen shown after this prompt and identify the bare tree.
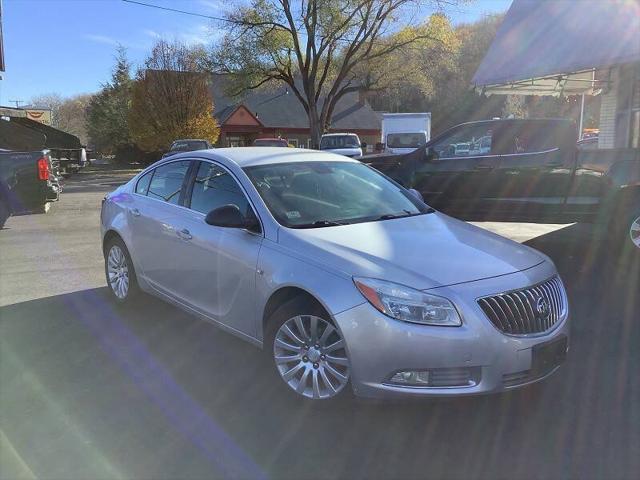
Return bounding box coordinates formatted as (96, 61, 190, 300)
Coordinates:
(205, 0, 460, 147)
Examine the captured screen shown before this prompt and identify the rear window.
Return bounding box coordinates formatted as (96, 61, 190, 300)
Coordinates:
(320, 135, 360, 149)
(386, 133, 427, 149)
(493, 121, 576, 155)
(135, 170, 153, 195)
(170, 141, 208, 152)
(146, 160, 191, 205)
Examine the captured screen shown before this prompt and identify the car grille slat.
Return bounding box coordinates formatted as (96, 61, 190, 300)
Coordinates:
(478, 276, 567, 335)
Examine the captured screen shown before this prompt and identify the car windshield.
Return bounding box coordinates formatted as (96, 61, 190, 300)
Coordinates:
(386, 133, 427, 148)
(244, 161, 430, 228)
(320, 135, 360, 149)
(170, 141, 208, 152)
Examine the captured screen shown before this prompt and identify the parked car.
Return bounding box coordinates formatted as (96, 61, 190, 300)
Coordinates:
(162, 139, 214, 159)
(381, 113, 431, 154)
(0, 149, 60, 227)
(101, 147, 569, 401)
(319, 133, 364, 157)
(253, 138, 290, 147)
(362, 118, 640, 254)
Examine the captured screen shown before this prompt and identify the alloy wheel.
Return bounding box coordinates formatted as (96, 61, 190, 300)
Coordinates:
(630, 215, 640, 249)
(273, 315, 350, 399)
(107, 245, 130, 299)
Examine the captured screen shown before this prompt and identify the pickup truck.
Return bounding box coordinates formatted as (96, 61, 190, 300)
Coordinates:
(362, 118, 640, 254)
(0, 150, 60, 228)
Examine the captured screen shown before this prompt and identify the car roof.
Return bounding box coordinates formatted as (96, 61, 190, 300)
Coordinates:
(197, 147, 359, 168)
(321, 133, 359, 137)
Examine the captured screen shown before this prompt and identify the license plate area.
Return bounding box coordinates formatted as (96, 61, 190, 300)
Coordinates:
(531, 335, 568, 377)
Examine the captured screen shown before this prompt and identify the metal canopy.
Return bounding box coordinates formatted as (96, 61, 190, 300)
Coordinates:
(472, 0, 640, 96)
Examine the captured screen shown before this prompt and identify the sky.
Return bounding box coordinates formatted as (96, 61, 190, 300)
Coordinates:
(0, 0, 512, 105)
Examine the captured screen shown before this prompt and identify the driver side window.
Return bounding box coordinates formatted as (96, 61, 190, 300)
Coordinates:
(189, 162, 252, 216)
(431, 124, 495, 159)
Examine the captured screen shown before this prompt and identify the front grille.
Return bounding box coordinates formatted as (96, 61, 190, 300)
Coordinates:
(478, 276, 566, 335)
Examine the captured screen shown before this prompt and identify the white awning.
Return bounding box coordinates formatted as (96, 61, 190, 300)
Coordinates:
(473, 0, 640, 96)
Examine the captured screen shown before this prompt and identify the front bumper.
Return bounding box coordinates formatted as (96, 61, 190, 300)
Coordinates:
(334, 261, 570, 399)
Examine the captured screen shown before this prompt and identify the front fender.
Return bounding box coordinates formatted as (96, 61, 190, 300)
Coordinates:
(255, 241, 366, 342)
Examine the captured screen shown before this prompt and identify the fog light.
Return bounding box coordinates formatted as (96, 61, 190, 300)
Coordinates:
(390, 370, 430, 386)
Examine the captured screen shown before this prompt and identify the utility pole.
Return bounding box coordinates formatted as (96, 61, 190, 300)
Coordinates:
(9, 99, 24, 108)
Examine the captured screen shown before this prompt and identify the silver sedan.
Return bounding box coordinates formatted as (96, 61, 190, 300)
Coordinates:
(101, 147, 569, 400)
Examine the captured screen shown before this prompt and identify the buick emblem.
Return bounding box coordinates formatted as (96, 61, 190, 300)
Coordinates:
(535, 296, 550, 318)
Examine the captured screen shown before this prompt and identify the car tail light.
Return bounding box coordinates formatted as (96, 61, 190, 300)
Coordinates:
(37, 157, 50, 181)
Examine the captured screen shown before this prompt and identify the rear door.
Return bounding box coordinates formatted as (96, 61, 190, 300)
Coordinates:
(490, 120, 577, 219)
(412, 122, 499, 217)
(129, 159, 194, 298)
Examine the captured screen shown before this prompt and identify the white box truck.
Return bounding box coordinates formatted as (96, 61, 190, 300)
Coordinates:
(381, 113, 431, 154)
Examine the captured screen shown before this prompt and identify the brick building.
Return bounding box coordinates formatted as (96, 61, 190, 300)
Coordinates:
(211, 76, 381, 149)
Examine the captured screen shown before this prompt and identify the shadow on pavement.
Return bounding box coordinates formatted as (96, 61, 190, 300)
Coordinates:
(1, 224, 639, 479)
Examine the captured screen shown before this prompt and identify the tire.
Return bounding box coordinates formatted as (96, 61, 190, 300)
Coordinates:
(104, 236, 140, 304)
(265, 297, 351, 401)
(0, 200, 10, 229)
(620, 210, 640, 256)
(607, 193, 640, 262)
(33, 202, 51, 214)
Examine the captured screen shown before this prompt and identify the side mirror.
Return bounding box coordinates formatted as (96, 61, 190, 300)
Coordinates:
(205, 205, 260, 232)
(408, 188, 424, 202)
(425, 147, 438, 163)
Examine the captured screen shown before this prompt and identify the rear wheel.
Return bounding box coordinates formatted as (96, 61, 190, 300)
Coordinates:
(266, 298, 351, 401)
(33, 202, 51, 214)
(104, 237, 139, 303)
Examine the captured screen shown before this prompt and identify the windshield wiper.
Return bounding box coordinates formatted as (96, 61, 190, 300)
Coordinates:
(375, 210, 417, 221)
(295, 219, 347, 229)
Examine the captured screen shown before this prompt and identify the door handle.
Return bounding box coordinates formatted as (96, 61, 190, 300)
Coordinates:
(177, 228, 192, 240)
(129, 208, 141, 217)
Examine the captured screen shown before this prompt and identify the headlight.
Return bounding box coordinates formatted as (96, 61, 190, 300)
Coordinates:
(353, 277, 462, 326)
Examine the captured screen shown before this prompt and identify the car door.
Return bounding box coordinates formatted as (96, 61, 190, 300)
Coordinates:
(412, 121, 499, 217)
(168, 160, 263, 337)
(490, 119, 577, 219)
(129, 159, 194, 298)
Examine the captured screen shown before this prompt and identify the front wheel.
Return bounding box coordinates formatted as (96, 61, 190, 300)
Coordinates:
(104, 237, 139, 303)
(267, 299, 351, 401)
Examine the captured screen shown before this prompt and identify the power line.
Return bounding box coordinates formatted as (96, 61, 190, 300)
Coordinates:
(121, 0, 227, 21)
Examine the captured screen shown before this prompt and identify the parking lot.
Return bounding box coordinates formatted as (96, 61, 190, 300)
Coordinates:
(1, 164, 638, 480)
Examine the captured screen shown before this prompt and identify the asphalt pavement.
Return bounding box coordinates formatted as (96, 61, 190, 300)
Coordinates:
(1, 164, 638, 480)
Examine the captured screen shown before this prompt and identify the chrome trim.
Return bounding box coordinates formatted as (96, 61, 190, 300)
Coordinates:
(438, 147, 560, 161)
(478, 276, 567, 336)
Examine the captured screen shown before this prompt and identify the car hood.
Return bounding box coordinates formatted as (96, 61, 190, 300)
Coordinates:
(320, 148, 361, 157)
(277, 213, 546, 290)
